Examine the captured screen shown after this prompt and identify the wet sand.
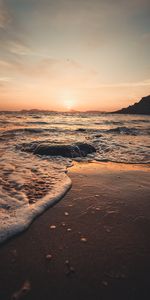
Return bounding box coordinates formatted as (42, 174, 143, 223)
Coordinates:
(0, 162, 150, 300)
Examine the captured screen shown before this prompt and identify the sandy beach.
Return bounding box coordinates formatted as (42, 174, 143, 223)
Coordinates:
(0, 162, 150, 300)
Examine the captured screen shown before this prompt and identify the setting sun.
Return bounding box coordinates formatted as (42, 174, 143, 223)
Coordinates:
(63, 99, 76, 111)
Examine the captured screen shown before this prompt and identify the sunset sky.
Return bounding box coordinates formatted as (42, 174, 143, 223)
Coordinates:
(0, 0, 150, 111)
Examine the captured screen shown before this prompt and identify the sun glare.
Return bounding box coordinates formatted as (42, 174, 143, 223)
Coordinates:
(64, 99, 76, 111)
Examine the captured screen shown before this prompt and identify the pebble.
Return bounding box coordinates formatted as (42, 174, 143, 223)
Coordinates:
(50, 225, 56, 229)
(80, 237, 87, 243)
(65, 260, 75, 276)
(46, 254, 52, 261)
(29, 199, 36, 204)
(12, 249, 17, 256)
(67, 228, 72, 232)
(106, 270, 126, 279)
(11, 280, 31, 300)
(102, 281, 108, 287)
(65, 212, 69, 216)
(11, 249, 17, 262)
(65, 260, 70, 266)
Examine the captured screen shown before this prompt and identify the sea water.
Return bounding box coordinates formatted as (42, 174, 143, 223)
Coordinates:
(0, 111, 150, 243)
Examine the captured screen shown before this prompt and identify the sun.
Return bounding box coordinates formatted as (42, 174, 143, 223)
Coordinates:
(64, 99, 75, 111)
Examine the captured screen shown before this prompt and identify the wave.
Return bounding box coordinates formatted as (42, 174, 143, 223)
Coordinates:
(25, 121, 49, 125)
(0, 120, 11, 125)
(105, 126, 140, 135)
(94, 121, 124, 126)
(95, 157, 150, 165)
(0, 169, 71, 244)
(75, 128, 87, 132)
(131, 119, 150, 124)
(0, 149, 72, 244)
(2, 128, 45, 135)
(1, 127, 78, 136)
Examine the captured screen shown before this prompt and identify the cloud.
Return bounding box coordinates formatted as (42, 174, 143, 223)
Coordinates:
(5, 40, 32, 56)
(0, 76, 10, 82)
(97, 79, 150, 88)
(142, 32, 150, 43)
(0, 56, 84, 75)
(0, 76, 12, 92)
(0, 1, 32, 58)
(0, 59, 13, 68)
(0, 0, 11, 29)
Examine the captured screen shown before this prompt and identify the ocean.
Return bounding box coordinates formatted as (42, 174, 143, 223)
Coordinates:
(0, 111, 150, 243)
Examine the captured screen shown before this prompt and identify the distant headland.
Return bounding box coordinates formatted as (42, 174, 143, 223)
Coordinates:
(113, 95, 150, 115)
(0, 96, 150, 115)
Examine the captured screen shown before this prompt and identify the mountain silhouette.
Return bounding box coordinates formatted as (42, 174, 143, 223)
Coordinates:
(114, 95, 150, 115)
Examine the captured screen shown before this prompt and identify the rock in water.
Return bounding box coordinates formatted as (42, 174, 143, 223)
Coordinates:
(31, 142, 96, 158)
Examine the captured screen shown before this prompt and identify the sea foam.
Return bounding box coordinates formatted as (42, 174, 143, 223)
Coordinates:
(0, 149, 71, 244)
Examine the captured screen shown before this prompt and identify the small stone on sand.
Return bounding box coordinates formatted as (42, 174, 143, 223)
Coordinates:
(67, 228, 72, 232)
(46, 254, 52, 260)
(102, 281, 108, 287)
(50, 225, 56, 229)
(65, 212, 69, 216)
(11, 280, 31, 300)
(65, 260, 75, 276)
(65, 260, 70, 266)
(29, 199, 36, 204)
(80, 237, 87, 243)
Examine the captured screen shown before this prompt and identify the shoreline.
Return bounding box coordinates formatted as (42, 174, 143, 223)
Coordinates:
(1, 160, 149, 246)
(0, 161, 150, 300)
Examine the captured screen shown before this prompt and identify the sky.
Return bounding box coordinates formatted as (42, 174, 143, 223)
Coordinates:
(0, 0, 150, 111)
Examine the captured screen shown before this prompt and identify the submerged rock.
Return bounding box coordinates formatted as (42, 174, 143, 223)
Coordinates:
(21, 142, 96, 158)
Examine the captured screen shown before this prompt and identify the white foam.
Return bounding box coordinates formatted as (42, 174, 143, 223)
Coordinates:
(0, 150, 71, 244)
